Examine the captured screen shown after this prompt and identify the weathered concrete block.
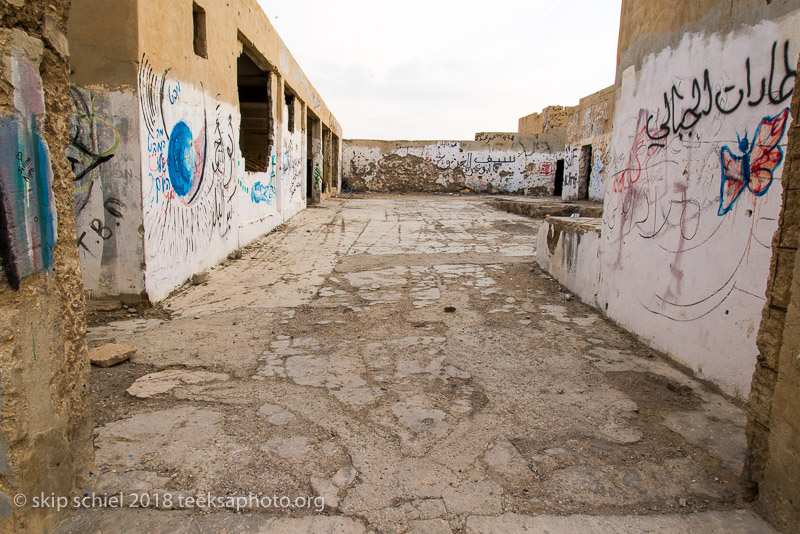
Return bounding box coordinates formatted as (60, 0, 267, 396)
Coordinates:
(537, 217, 603, 307)
(89, 344, 136, 367)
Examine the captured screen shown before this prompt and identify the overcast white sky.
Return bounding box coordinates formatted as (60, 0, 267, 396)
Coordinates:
(257, 1, 622, 140)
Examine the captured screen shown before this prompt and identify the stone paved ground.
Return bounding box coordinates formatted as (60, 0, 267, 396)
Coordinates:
(55, 196, 775, 533)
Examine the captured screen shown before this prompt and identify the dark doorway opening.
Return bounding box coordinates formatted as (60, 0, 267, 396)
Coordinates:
(322, 125, 330, 194)
(237, 48, 272, 172)
(332, 134, 340, 193)
(306, 112, 317, 202)
(554, 159, 564, 197)
(578, 145, 592, 200)
(285, 91, 295, 134)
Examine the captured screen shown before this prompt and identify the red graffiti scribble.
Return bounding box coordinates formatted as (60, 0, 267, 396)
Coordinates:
(614, 109, 649, 193)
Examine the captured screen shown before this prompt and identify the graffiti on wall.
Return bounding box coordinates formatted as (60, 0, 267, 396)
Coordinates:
(210, 103, 236, 237)
(68, 86, 120, 213)
(0, 53, 57, 289)
(344, 137, 559, 194)
(251, 149, 276, 205)
(313, 162, 322, 190)
(137, 54, 238, 276)
(597, 25, 796, 396)
(643, 40, 794, 143)
(67, 86, 130, 264)
(282, 136, 303, 202)
(718, 107, 789, 215)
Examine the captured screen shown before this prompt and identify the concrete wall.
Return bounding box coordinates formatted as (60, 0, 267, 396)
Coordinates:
(0, 2, 94, 532)
(537, 218, 603, 305)
(68, 0, 343, 302)
(67, 87, 145, 302)
(343, 133, 565, 195)
(563, 86, 614, 201)
(598, 1, 799, 400)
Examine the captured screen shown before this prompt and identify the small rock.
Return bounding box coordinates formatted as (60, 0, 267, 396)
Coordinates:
(256, 403, 295, 426)
(331, 466, 357, 488)
(310, 476, 339, 509)
(262, 436, 309, 459)
(228, 249, 242, 260)
(191, 272, 208, 285)
(444, 306, 456, 313)
(89, 344, 136, 367)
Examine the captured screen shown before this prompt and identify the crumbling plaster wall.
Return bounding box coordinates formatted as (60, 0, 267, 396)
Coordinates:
(597, 0, 799, 401)
(0, 2, 93, 533)
(343, 133, 564, 195)
(745, 43, 800, 533)
(563, 86, 614, 201)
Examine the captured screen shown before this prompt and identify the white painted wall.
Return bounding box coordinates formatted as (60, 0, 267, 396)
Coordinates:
(280, 97, 305, 219)
(344, 139, 561, 194)
(137, 59, 316, 301)
(69, 88, 145, 299)
(598, 15, 798, 398)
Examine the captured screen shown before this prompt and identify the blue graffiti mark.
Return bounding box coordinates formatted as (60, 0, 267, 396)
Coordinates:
(168, 82, 181, 105)
(167, 121, 194, 197)
(0, 115, 56, 288)
(251, 181, 276, 204)
(718, 107, 789, 216)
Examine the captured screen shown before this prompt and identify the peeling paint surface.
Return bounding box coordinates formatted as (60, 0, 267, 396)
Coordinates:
(0, 51, 56, 288)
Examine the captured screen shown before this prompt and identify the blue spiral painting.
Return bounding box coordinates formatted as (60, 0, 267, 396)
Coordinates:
(167, 121, 194, 197)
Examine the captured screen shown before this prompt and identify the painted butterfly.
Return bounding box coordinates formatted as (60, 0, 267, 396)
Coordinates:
(718, 107, 790, 216)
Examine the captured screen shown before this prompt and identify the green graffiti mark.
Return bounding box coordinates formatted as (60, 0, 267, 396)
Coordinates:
(313, 163, 322, 189)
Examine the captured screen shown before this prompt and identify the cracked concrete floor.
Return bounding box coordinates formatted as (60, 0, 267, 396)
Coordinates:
(56, 196, 775, 533)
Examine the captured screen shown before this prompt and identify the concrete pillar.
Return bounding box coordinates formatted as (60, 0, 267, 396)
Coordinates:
(0, 3, 94, 532)
(301, 101, 307, 202)
(311, 119, 323, 204)
(273, 72, 283, 210)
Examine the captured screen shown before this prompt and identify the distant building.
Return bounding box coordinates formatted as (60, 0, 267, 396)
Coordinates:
(517, 89, 613, 201)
